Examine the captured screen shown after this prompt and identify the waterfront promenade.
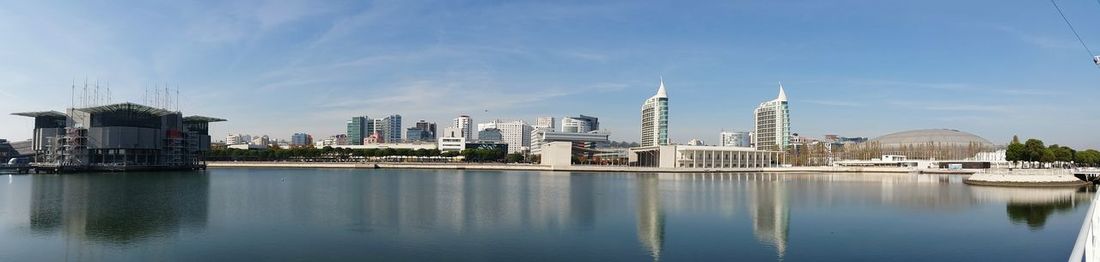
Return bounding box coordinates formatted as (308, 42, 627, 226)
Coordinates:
(207, 161, 920, 173)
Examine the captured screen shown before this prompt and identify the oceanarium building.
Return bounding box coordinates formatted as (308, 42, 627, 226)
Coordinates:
(13, 102, 225, 172)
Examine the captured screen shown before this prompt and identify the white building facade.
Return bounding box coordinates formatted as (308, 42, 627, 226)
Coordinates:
(452, 115, 473, 140)
(753, 84, 790, 151)
(720, 131, 751, 147)
(535, 117, 556, 130)
(478, 120, 533, 154)
(561, 115, 599, 133)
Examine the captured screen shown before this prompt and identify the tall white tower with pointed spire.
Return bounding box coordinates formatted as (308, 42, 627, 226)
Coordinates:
(753, 83, 790, 151)
(641, 78, 670, 147)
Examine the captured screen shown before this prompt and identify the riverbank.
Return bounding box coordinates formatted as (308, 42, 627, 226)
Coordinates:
(964, 169, 1089, 187)
(207, 161, 937, 173)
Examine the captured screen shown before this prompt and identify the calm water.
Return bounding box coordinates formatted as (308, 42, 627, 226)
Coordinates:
(0, 168, 1092, 261)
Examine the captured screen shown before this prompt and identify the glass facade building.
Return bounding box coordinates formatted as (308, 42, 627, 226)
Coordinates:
(640, 79, 669, 147)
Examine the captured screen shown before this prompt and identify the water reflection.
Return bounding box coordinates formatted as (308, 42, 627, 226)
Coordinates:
(2, 170, 1094, 261)
(749, 174, 790, 259)
(636, 174, 664, 261)
(28, 173, 210, 244)
(969, 185, 1093, 230)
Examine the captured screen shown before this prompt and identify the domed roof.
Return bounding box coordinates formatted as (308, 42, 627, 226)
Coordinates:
(870, 129, 993, 148)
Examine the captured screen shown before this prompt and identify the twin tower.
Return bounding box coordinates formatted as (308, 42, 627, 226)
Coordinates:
(640, 79, 790, 150)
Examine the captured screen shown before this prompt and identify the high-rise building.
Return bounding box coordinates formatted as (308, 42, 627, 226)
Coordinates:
(453, 115, 473, 139)
(478, 128, 503, 142)
(478, 119, 533, 153)
(753, 84, 790, 151)
(406, 127, 426, 142)
(380, 114, 402, 143)
(562, 115, 599, 133)
(640, 78, 669, 147)
(346, 116, 369, 145)
(535, 117, 556, 130)
(720, 131, 751, 147)
(291, 133, 313, 146)
(414, 120, 437, 141)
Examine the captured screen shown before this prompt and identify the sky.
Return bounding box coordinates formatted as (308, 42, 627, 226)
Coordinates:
(2, 0, 1099, 148)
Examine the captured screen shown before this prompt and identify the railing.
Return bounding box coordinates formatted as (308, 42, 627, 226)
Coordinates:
(1070, 189, 1100, 262)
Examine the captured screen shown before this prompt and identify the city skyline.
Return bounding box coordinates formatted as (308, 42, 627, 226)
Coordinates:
(2, 1, 1100, 148)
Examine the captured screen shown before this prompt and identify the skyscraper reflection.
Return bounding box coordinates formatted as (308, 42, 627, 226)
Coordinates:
(749, 173, 789, 259)
(636, 174, 664, 261)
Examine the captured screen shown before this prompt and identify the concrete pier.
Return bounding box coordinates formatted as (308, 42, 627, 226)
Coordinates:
(964, 169, 1088, 187)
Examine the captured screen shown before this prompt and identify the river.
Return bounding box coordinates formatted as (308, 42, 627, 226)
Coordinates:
(0, 168, 1091, 261)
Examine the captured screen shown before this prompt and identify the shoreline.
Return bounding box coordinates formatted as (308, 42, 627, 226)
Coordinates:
(206, 161, 946, 174)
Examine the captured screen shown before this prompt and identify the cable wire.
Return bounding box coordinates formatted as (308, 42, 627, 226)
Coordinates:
(1049, 0, 1097, 65)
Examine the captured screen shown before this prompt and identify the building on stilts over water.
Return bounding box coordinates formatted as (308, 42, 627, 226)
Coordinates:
(12, 103, 225, 173)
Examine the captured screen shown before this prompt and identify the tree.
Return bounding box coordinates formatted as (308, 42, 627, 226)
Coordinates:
(505, 153, 525, 163)
(1076, 150, 1100, 167)
(1006, 136, 1024, 162)
(1048, 144, 1075, 163)
(1023, 139, 1047, 162)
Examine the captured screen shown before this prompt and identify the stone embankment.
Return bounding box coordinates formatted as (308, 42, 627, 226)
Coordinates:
(964, 169, 1088, 187)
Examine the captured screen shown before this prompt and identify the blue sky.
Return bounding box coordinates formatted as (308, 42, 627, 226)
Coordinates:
(2, 0, 1099, 148)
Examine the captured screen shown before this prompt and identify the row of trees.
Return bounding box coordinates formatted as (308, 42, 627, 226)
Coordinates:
(1006, 136, 1100, 166)
(207, 146, 528, 163)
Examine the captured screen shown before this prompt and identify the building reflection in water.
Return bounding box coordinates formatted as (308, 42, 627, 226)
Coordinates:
(748, 173, 790, 259)
(28, 172, 209, 245)
(969, 185, 1093, 230)
(635, 173, 664, 261)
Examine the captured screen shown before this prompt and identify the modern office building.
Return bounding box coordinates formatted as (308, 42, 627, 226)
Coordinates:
(720, 131, 751, 147)
(753, 84, 790, 151)
(13, 102, 225, 172)
(479, 119, 533, 153)
(530, 129, 612, 159)
(640, 79, 669, 147)
(290, 133, 312, 147)
(226, 134, 247, 145)
(380, 114, 402, 143)
(535, 117, 556, 130)
(438, 136, 466, 152)
(453, 115, 474, 140)
(411, 120, 437, 141)
(346, 116, 369, 145)
(562, 115, 599, 133)
(478, 128, 503, 142)
(406, 127, 426, 142)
